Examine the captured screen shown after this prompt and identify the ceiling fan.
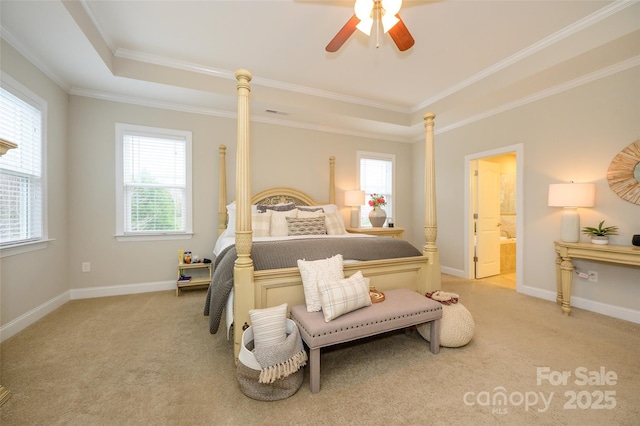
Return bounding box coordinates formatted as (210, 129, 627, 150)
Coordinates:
(326, 0, 414, 52)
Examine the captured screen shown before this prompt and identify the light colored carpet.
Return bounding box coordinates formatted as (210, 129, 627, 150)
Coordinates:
(1, 274, 639, 425)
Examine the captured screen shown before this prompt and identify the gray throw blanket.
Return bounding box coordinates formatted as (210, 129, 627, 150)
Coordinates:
(254, 325, 307, 384)
(204, 237, 422, 334)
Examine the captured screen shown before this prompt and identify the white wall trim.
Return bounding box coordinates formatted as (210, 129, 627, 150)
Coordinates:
(0, 281, 176, 342)
(520, 285, 640, 324)
(0, 291, 70, 343)
(69, 280, 176, 300)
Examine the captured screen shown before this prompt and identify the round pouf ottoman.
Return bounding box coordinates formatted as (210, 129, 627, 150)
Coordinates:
(418, 291, 474, 348)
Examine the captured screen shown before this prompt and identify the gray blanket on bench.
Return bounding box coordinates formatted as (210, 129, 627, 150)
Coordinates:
(204, 237, 422, 334)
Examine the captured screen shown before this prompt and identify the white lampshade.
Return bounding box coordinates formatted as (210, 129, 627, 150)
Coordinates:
(548, 183, 595, 208)
(345, 190, 365, 206)
(345, 190, 365, 228)
(548, 183, 595, 243)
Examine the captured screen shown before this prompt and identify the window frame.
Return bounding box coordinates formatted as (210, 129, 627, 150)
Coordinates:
(0, 73, 49, 258)
(115, 123, 193, 242)
(356, 150, 396, 227)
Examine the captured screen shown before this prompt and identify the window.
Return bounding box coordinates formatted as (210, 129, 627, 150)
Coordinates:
(0, 79, 46, 251)
(115, 123, 192, 241)
(357, 151, 395, 227)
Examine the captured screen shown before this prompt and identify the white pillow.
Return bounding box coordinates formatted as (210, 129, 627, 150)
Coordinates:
(325, 212, 347, 235)
(270, 209, 299, 237)
(226, 202, 259, 232)
(317, 271, 372, 322)
(252, 211, 271, 237)
(298, 209, 325, 218)
(297, 254, 344, 312)
(319, 204, 338, 214)
(249, 303, 288, 349)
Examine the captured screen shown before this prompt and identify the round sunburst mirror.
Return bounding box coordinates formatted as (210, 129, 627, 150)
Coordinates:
(607, 140, 640, 205)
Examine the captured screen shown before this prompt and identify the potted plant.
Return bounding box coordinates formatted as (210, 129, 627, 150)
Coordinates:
(582, 220, 618, 245)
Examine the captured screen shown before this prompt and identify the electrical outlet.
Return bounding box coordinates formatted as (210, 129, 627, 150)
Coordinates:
(82, 262, 91, 272)
(588, 270, 598, 282)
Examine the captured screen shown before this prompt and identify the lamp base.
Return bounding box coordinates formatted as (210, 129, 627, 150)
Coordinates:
(560, 207, 580, 243)
(350, 207, 360, 229)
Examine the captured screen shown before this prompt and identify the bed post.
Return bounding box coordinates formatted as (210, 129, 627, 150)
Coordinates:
(234, 69, 255, 360)
(423, 112, 441, 290)
(329, 156, 336, 204)
(218, 145, 227, 236)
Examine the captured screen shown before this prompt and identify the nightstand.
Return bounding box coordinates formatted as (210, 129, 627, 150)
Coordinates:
(177, 262, 212, 296)
(347, 227, 405, 239)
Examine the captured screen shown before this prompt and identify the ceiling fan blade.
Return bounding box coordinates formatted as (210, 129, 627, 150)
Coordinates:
(326, 14, 360, 52)
(388, 15, 414, 52)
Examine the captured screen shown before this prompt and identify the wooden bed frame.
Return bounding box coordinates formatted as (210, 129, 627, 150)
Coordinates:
(221, 69, 441, 359)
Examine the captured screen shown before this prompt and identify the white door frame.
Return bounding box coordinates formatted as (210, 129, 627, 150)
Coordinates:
(464, 143, 524, 291)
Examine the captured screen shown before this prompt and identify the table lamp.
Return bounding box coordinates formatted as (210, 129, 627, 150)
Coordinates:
(548, 182, 595, 242)
(345, 190, 365, 228)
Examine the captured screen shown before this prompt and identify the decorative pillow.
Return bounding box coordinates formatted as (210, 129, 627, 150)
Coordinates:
(252, 211, 271, 237)
(325, 212, 347, 235)
(298, 209, 325, 218)
(256, 203, 296, 213)
(286, 216, 327, 236)
(249, 303, 288, 349)
(298, 206, 324, 212)
(317, 271, 372, 322)
(297, 254, 344, 312)
(270, 209, 299, 237)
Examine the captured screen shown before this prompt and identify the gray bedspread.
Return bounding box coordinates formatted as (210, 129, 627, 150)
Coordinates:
(203, 237, 422, 334)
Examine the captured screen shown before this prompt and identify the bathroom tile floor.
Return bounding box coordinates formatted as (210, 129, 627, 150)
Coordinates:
(477, 272, 516, 290)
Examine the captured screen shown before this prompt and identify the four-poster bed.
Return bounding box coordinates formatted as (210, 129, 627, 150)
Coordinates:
(207, 69, 441, 361)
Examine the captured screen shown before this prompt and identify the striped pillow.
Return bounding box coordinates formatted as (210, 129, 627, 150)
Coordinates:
(270, 209, 299, 237)
(317, 271, 372, 322)
(325, 212, 347, 235)
(252, 212, 271, 237)
(286, 216, 327, 236)
(297, 254, 344, 312)
(249, 303, 288, 348)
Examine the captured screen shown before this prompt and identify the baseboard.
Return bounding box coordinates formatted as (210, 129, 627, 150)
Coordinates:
(441, 266, 466, 278)
(1, 281, 176, 343)
(0, 291, 70, 343)
(521, 285, 640, 324)
(69, 280, 175, 300)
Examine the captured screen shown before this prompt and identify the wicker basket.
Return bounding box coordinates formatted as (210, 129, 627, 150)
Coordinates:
(237, 319, 304, 401)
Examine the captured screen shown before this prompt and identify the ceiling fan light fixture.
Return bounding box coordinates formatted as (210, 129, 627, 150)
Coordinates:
(356, 18, 373, 35)
(354, 0, 373, 21)
(381, 14, 399, 33)
(381, 0, 402, 16)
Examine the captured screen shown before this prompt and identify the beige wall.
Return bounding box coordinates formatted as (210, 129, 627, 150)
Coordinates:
(414, 66, 640, 314)
(1, 41, 69, 324)
(65, 97, 414, 293)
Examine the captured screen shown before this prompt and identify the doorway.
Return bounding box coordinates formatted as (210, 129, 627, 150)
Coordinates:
(464, 144, 523, 291)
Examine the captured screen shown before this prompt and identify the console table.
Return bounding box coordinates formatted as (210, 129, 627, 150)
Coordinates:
(554, 241, 640, 316)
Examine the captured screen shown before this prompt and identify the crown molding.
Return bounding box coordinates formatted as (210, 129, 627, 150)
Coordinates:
(413, 0, 637, 113)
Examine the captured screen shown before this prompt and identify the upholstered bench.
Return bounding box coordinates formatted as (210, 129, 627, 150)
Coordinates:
(290, 288, 442, 393)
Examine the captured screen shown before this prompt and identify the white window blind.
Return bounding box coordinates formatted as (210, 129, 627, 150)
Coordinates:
(0, 87, 43, 246)
(116, 124, 192, 238)
(358, 152, 395, 227)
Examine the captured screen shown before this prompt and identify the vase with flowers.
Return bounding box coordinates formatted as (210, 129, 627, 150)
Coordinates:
(368, 194, 387, 227)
